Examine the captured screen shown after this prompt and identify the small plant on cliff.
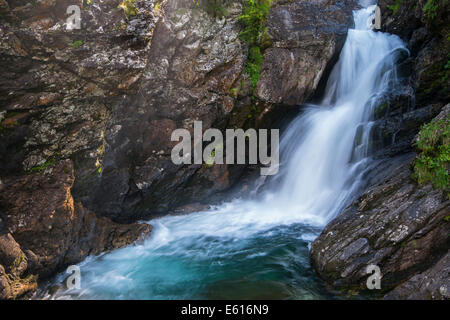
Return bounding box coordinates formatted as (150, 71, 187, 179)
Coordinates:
(246, 46, 263, 92)
(412, 118, 449, 193)
(387, 0, 403, 14)
(30, 155, 58, 174)
(423, 0, 440, 20)
(119, 0, 137, 17)
(71, 40, 83, 49)
(154, 2, 162, 12)
(239, 0, 272, 92)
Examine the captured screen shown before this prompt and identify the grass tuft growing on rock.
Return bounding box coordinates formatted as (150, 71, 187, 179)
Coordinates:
(246, 46, 263, 92)
(423, 0, 440, 20)
(412, 118, 449, 193)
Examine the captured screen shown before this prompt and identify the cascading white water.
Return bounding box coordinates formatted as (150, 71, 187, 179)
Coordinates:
(40, 5, 407, 299)
(272, 6, 407, 222)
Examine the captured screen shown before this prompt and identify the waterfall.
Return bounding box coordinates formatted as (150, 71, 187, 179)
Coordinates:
(40, 5, 407, 300)
(272, 5, 407, 222)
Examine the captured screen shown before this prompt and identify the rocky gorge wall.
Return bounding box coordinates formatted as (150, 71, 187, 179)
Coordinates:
(311, 0, 449, 300)
(1, 0, 447, 300)
(0, 0, 358, 299)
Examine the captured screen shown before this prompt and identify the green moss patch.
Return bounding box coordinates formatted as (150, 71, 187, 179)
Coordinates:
(412, 118, 449, 193)
(239, 0, 272, 93)
(71, 40, 83, 49)
(423, 0, 440, 20)
(30, 156, 58, 174)
(387, 0, 403, 15)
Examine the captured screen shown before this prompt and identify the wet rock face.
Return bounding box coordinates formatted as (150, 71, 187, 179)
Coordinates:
(72, 1, 250, 221)
(0, 160, 151, 299)
(310, 152, 449, 295)
(364, 0, 449, 160)
(384, 252, 450, 300)
(0, 0, 159, 175)
(256, 0, 356, 105)
(0, 234, 37, 299)
(379, 0, 449, 106)
(369, 92, 443, 159)
(0, 0, 251, 224)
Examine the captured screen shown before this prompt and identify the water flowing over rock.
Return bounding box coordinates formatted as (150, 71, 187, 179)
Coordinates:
(37, 4, 446, 300)
(1, 0, 448, 300)
(311, 0, 449, 299)
(0, 0, 358, 298)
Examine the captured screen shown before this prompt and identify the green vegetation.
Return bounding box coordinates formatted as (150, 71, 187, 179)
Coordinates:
(204, 149, 215, 167)
(71, 40, 83, 49)
(30, 155, 58, 173)
(154, 1, 162, 12)
(247, 104, 261, 120)
(239, 0, 272, 92)
(229, 87, 239, 97)
(387, 0, 403, 14)
(412, 118, 449, 193)
(420, 59, 449, 100)
(119, 0, 137, 17)
(423, 0, 440, 20)
(245, 46, 263, 92)
(204, 142, 223, 168)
